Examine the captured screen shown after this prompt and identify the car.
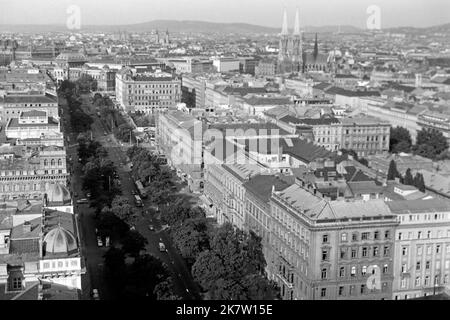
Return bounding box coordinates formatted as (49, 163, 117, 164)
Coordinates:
(104, 132, 107, 136)
(159, 242, 166, 252)
(92, 289, 99, 300)
(148, 225, 154, 231)
(76, 199, 88, 204)
(97, 236, 103, 247)
(86, 192, 91, 198)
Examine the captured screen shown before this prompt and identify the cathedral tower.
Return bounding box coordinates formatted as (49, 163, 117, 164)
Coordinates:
(278, 9, 290, 71)
(291, 8, 303, 73)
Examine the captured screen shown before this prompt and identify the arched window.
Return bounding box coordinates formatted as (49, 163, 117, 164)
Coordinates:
(44, 159, 48, 166)
(58, 159, 62, 166)
(51, 159, 55, 166)
(321, 268, 327, 279)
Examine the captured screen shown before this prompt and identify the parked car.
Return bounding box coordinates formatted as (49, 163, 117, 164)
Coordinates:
(76, 199, 88, 204)
(159, 242, 166, 252)
(148, 225, 155, 231)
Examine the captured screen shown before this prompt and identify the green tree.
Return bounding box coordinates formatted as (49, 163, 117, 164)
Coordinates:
(103, 247, 127, 294)
(387, 160, 400, 180)
(414, 128, 449, 160)
(413, 173, 426, 192)
(403, 168, 414, 186)
(111, 196, 137, 225)
(122, 230, 148, 258)
(153, 278, 182, 300)
(171, 217, 210, 263)
(390, 127, 412, 153)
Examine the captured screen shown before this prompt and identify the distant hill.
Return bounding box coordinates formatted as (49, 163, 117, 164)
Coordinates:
(0, 20, 449, 35)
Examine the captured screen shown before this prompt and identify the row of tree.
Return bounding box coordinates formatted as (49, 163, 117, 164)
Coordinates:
(127, 145, 280, 299)
(160, 200, 280, 300)
(387, 160, 426, 192)
(390, 126, 449, 160)
(59, 80, 94, 134)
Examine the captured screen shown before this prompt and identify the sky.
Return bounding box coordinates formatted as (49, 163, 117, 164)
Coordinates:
(0, 0, 449, 29)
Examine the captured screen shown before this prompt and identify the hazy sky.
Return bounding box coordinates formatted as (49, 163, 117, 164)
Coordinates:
(1, 0, 449, 28)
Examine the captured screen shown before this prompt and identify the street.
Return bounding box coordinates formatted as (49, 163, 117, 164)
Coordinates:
(62, 94, 201, 300)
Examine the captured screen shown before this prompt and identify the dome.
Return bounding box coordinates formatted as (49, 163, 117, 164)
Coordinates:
(55, 52, 87, 63)
(43, 226, 77, 254)
(46, 183, 71, 205)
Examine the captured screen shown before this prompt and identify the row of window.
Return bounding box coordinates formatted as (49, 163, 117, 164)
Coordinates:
(321, 264, 389, 280)
(320, 282, 389, 298)
(401, 244, 450, 256)
(398, 229, 450, 240)
(323, 230, 391, 244)
(401, 274, 449, 288)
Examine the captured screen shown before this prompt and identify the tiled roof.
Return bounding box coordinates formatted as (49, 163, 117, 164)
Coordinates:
(281, 138, 334, 163)
(386, 199, 450, 214)
(280, 115, 340, 126)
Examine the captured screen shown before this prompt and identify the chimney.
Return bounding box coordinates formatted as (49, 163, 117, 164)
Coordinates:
(23, 221, 32, 233)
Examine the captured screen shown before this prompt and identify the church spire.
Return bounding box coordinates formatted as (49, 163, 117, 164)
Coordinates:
(281, 9, 288, 35)
(313, 33, 319, 59)
(293, 8, 300, 35)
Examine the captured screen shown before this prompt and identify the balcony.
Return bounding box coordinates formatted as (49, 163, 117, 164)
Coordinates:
(276, 273, 294, 289)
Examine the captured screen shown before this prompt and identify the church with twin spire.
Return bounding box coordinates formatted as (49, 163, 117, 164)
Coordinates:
(277, 9, 330, 74)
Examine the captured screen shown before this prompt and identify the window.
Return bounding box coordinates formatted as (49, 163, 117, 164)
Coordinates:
(418, 231, 422, 239)
(351, 249, 357, 259)
(12, 278, 22, 290)
(402, 247, 408, 256)
(437, 245, 441, 254)
(322, 250, 329, 261)
(340, 248, 347, 259)
(352, 233, 358, 241)
(416, 261, 421, 271)
(427, 231, 431, 239)
(426, 261, 431, 270)
(384, 246, 390, 256)
(415, 277, 421, 287)
(417, 247, 423, 256)
(322, 234, 329, 244)
(362, 266, 367, 276)
(401, 264, 407, 273)
(360, 284, 366, 294)
(401, 278, 407, 288)
(362, 232, 370, 240)
(427, 246, 432, 255)
(445, 275, 449, 284)
(320, 288, 326, 297)
(362, 247, 368, 257)
(349, 285, 355, 295)
(446, 260, 450, 269)
(373, 246, 379, 257)
(385, 230, 390, 239)
(338, 286, 344, 296)
(321, 268, 327, 280)
(374, 231, 379, 240)
(43, 262, 50, 269)
(341, 233, 347, 242)
(398, 232, 402, 240)
(383, 264, 388, 274)
(351, 266, 356, 277)
(425, 276, 430, 286)
(339, 267, 345, 277)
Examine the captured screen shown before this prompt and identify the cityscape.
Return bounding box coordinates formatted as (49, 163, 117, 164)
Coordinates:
(0, 0, 450, 303)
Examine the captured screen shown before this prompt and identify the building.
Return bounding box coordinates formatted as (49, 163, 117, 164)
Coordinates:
(368, 153, 434, 177)
(0, 145, 69, 200)
(5, 110, 60, 140)
(0, 183, 83, 299)
(156, 109, 203, 193)
(0, 94, 59, 123)
(115, 67, 181, 113)
(212, 58, 240, 73)
(387, 199, 450, 299)
(340, 116, 390, 157)
(268, 184, 398, 300)
(255, 59, 277, 77)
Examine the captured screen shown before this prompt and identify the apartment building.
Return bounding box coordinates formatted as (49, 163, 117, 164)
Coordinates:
(116, 67, 181, 113)
(268, 184, 398, 300)
(340, 116, 391, 157)
(387, 199, 450, 299)
(0, 94, 59, 122)
(5, 110, 60, 140)
(156, 109, 203, 193)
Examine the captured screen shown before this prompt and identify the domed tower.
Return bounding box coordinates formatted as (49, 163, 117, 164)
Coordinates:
(43, 226, 78, 255)
(44, 183, 72, 208)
